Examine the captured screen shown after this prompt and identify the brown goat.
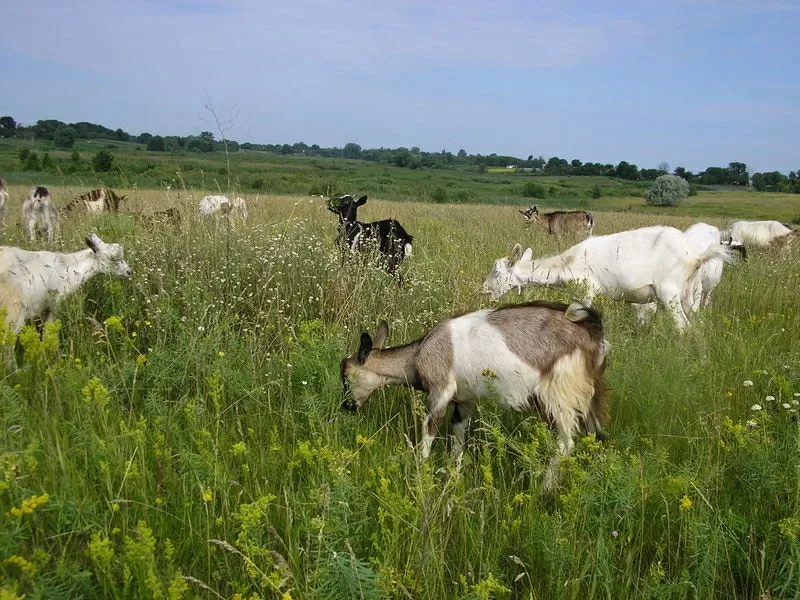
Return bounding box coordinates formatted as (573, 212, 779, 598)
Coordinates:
(520, 205, 594, 238)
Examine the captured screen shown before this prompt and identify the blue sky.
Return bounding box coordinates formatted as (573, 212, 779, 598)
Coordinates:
(2, 0, 798, 173)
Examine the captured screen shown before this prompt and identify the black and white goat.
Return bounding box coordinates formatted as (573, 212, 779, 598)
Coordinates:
(327, 194, 413, 275)
(340, 301, 609, 489)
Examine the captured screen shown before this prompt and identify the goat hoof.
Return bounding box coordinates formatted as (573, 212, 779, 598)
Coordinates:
(340, 400, 358, 412)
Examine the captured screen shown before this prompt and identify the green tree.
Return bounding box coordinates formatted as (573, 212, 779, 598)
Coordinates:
(22, 150, 40, 171)
(137, 132, 153, 145)
(92, 150, 115, 172)
(0, 116, 17, 138)
(147, 135, 165, 152)
(614, 161, 640, 180)
(41, 152, 53, 170)
(343, 142, 362, 159)
(33, 119, 66, 140)
(54, 126, 77, 148)
(751, 171, 787, 192)
(393, 148, 411, 168)
(728, 162, 749, 186)
(644, 174, 689, 206)
(71, 149, 81, 163)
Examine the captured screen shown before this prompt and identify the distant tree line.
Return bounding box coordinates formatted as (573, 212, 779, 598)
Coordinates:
(1, 115, 798, 192)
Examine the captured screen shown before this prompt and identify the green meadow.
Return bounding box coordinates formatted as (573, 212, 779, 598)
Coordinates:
(0, 172, 799, 599)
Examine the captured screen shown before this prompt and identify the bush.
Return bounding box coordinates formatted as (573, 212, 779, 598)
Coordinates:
(54, 126, 77, 148)
(521, 181, 546, 199)
(22, 150, 40, 171)
(92, 150, 115, 172)
(644, 174, 689, 206)
(591, 185, 602, 199)
(430, 186, 447, 203)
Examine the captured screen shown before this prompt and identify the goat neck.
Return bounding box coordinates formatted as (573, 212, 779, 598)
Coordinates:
(50, 249, 106, 296)
(344, 341, 424, 409)
(514, 252, 573, 288)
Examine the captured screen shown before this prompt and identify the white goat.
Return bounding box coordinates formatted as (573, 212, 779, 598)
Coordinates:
(0, 234, 132, 365)
(683, 223, 745, 310)
(724, 220, 797, 251)
(482, 226, 732, 331)
(198, 195, 248, 227)
(340, 301, 609, 489)
(22, 186, 57, 242)
(0, 177, 8, 230)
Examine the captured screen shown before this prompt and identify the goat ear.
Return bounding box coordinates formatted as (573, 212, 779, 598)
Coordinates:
(357, 333, 373, 364)
(532, 205, 538, 213)
(356, 195, 368, 206)
(510, 243, 523, 264)
(521, 248, 533, 263)
(85, 233, 101, 253)
(373, 320, 389, 348)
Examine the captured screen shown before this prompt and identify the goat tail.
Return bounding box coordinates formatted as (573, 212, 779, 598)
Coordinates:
(699, 243, 734, 265)
(564, 302, 604, 337)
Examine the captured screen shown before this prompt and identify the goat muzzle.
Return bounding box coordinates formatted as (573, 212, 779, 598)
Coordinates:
(340, 399, 358, 412)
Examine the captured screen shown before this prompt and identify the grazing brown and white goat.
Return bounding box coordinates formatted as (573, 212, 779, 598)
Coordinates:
(519, 205, 594, 238)
(22, 186, 57, 242)
(61, 188, 127, 215)
(327, 194, 413, 275)
(340, 301, 609, 488)
(0, 177, 8, 231)
(0, 233, 132, 367)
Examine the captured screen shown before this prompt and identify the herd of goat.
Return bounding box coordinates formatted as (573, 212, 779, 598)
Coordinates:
(1, 180, 797, 488)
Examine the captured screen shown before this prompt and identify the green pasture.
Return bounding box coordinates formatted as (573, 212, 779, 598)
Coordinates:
(0, 182, 799, 599)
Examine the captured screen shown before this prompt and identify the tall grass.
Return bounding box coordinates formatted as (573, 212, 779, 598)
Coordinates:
(1, 186, 799, 599)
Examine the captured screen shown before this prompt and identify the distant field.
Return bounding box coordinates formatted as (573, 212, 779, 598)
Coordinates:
(3, 138, 797, 221)
(1, 181, 799, 599)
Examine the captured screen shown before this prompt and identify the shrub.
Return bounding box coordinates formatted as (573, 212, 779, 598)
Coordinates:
(22, 150, 40, 171)
(92, 150, 115, 172)
(430, 186, 447, 203)
(54, 126, 77, 148)
(644, 174, 690, 206)
(452, 189, 472, 203)
(521, 182, 546, 199)
(591, 185, 602, 199)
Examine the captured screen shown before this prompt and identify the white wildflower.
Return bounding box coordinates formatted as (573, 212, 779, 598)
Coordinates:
(765, 395, 775, 402)
(751, 404, 762, 411)
(743, 380, 754, 387)
(782, 403, 791, 409)
(746, 420, 758, 428)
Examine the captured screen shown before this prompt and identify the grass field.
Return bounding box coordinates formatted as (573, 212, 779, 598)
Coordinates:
(3, 137, 799, 222)
(1, 183, 799, 599)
